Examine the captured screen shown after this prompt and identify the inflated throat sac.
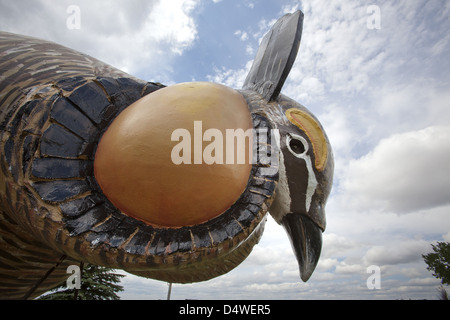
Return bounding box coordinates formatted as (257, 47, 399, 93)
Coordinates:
(94, 82, 253, 228)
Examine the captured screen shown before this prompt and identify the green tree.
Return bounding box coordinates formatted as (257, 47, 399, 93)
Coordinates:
(38, 264, 125, 300)
(422, 241, 450, 286)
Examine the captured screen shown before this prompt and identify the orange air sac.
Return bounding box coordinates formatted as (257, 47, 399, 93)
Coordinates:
(94, 82, 253, 228)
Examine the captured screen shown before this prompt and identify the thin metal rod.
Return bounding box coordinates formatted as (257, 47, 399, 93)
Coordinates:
(73, 261, 84, 300)
(23, 254, 67, 300)
(167, 282, 172, 300)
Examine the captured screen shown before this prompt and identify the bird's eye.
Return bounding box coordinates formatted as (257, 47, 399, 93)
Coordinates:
(286, 134, 308, 157)
(290, 138, 305, 154)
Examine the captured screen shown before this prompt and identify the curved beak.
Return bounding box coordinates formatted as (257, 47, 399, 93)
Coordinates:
(281, 213, 323, 282)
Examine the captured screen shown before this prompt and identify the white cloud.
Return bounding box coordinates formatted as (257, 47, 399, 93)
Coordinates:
(234, 30, 249, 41)
(322, 233, 356, 258)
(370, 79, 450, 141)
(444, 231, 450, 242)
(147, 0, 198, 55)
(284, 1, 381, 100)
(334, 261, 365, 275)
(0, 0, 200, 78)
(246, 2, 255, 9)
(316, 104, 356, 181)
(245, 44, 254, 56)
(206, 60, 252, 88)
(342, 126, 450, 214)
(363, 239, 431, 266)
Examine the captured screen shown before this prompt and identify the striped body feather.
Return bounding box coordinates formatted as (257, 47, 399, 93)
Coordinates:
(0, 31, 162, 299)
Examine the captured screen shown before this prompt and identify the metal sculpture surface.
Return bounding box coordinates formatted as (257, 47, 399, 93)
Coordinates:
(0, 10, 333, 299)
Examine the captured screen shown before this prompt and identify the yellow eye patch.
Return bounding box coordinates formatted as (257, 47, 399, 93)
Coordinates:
(286, 108, 328, 171)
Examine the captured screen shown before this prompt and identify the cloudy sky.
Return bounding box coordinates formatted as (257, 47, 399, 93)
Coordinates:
(1, 0, 449, 300)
